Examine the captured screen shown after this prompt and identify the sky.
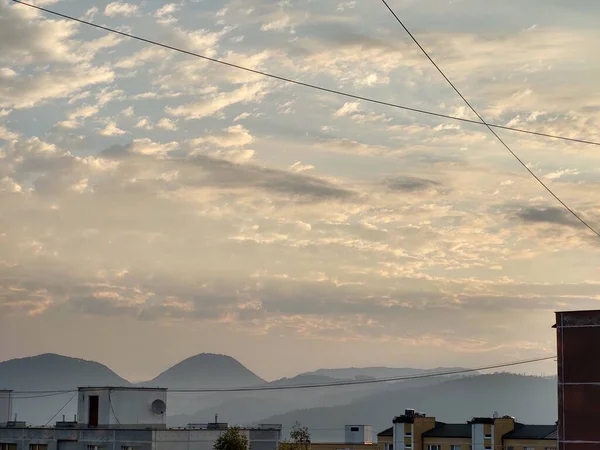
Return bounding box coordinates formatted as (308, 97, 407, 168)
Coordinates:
(1, 0, 599, 382)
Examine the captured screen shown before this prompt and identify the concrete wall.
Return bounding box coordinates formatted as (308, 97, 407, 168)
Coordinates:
(0, 426, 279, 450)
(344, 426, 372, 444)
(0, 391, 12, 425)
(77, 388, 167, 428)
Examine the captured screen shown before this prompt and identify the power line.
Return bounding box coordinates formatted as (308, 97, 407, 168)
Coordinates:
(9, 0, 600, 149)
(43, 391, 77, 427)
(379, 0, 600, 238)
(10, 356, 555, 395)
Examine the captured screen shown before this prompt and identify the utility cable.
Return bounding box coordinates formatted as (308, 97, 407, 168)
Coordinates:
(380, 0, 600, 238)
(10, 355, 555, 395)
(9, 0, 600, 149)
(43, 391, 77, 427)
(108, 389, 123, 427)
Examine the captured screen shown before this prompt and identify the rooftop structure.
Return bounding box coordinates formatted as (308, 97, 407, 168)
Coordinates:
(0, 386, 282, 450)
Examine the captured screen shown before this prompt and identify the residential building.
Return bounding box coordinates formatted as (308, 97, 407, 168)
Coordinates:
(378, 409, 557, 450)
(281, 425, 377, 450)
(555, 309, 600, 450)
(0, 386, 282, 450)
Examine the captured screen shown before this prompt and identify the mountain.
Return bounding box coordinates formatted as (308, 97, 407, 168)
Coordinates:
(301, 367, 473, 380)
(140, 353, 265, 389)
(0, 353, 129, 426)
(168, 370, 473, 427)
(0, 353, 129, 390)
(258, 373, 558, 442)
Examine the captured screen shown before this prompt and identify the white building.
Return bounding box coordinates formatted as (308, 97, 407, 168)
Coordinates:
(0, 391, 12, 427)
(0, 387, 282, 450)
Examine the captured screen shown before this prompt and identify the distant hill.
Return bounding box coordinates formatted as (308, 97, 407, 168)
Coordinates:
(168, 371, 473, 427)
(258, 373, 557, 442)
(302, 367, 474, 380)
(0, 353, 129, 390)
(0, 353, 129, 426)
(139, 353, 265, 389)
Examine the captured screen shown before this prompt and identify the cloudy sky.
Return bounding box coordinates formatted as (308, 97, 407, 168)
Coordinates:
(1, 0, 599, 382)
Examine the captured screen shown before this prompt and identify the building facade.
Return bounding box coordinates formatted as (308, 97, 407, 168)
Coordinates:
(378, 409, 557, 450)
(0, 387, 282, 450)
(555, 309, 600, 450)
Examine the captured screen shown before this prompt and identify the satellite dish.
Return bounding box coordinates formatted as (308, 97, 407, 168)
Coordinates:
(151, 399, 167, 415)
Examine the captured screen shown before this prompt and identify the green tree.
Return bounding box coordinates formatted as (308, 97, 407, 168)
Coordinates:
(280, 422, 311, 450)
(214, 427, 248, 450)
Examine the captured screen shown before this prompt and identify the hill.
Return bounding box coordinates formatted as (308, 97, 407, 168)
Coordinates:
(168, 370, 472, 427)
(140, 353, 265, 389)
(0, 353, 129, 390)
(258, 373, 557, 442)
(301, 366, 473, 380)
(0, 353, 129, 426)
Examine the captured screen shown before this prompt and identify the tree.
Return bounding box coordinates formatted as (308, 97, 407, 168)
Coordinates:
(213, 427, 248, 450)
(280, 422, 311, 450)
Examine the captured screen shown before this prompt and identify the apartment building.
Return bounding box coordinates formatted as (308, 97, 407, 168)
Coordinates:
(0, 386, 281, 450)
(377, 409, 557, 450)
(281, 425, 378, 450)
(555, 309, 600, 450)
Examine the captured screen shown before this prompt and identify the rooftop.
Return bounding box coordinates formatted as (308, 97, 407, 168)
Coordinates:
(422, 422, 472, 439)
(377, 427, 392, 437)
(503, 424, 557, 440)
(77, 386, 167, 391)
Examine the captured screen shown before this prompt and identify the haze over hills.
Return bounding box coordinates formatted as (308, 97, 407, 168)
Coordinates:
(260, 373, 558, 442)
(0, 352, 557, 438)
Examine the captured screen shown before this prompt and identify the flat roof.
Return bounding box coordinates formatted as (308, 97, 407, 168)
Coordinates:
(77, 386, 167, 391)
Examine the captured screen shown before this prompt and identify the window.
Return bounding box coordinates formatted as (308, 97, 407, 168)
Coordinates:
(450, 446, 461, 450)
(384, 444, 393, 450)
(484, 434, 492, 438)
(87, 446, 105, 450)
(426, 446, 440, 450)
(524, 447, 536, 450)
(121, 447, 140, 450)
(404, 431, 412, 437)
(545, 448, 557, 450)
(30, 446, 48, 450)
(350, 427, 360, 432)
(507, 447, 514, 450)
(0, 444, 17, 450)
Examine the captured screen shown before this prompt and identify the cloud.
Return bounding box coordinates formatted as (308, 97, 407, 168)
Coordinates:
(334, 101, 360, 117)
(0, 1, 79, 64)
(98, 121, 127, 136)
(384, 176, 443, 193)
(156, 118, 178, 131)
(289, 162, 314, 173)
(515, 207, 579, 227)
(0, 64, 114, 109)
(154, 3, 180, 18)
(166, 82, 268, 119)
(0, 123, 19, 141)
(104, 2, 140, 17)
(191, 125, 253, 148)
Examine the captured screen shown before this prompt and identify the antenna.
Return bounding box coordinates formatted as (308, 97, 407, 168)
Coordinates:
(493, 411, 499, 419)
(215, 414, 218, 424)
(151, 399, 167, 415)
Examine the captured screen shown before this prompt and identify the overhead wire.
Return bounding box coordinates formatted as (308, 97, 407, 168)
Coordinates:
(42, 391, 77, 427)
(9, 0, 600, 149)
(10, 355, 555, 395)
(379, 0, 600, 238)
